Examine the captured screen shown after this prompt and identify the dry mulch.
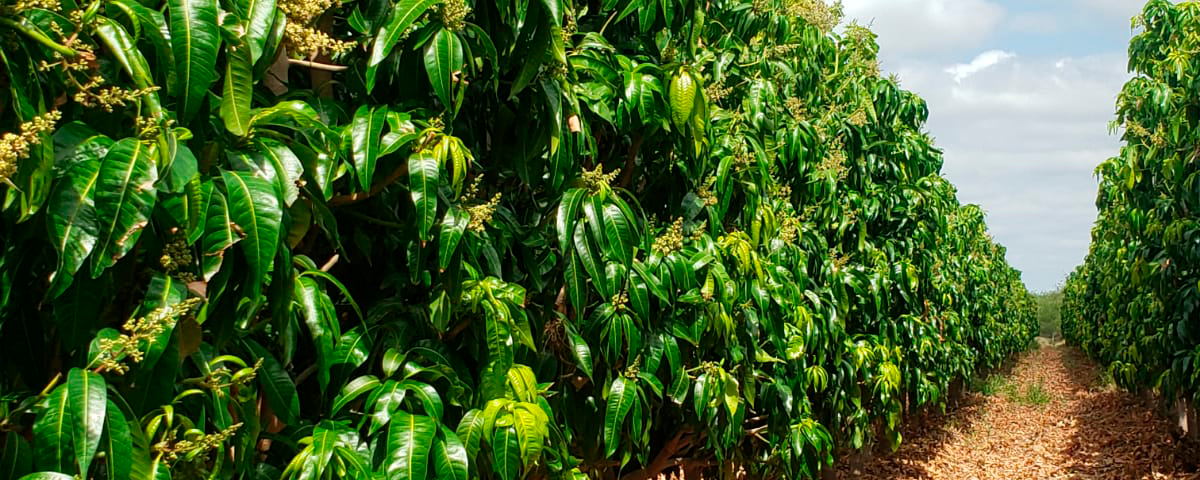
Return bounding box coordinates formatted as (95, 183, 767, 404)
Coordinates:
(838, 346, 1200, 479)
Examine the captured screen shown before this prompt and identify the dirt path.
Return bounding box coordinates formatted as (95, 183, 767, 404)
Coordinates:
(839, 346, 1200, 479)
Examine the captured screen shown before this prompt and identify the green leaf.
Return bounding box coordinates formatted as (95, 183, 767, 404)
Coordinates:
(243, 339, 300, 424)
(200, 187, 238, 281)
(348, 106, 387, 191)
(564, 322, 593, 378)
(565, 250, 587, 312)
(385, 412, 436, 480)
(603, 377, 636, 458)
(332, 375, 380, 413)
(45, 156, 102, 299)
(556, 188, 584, 254)
(511, 404, 545, 464)
(601, 203, 634, 267)
(438, 207, 469, 271)
(91, 138, 157, 278)
(18, 473, 76, 480)
(492, 427, 520, 480)
(222, 170, 282, 299)
(424, 28, 464, 110)
(431, 427, 468, 480)
(167, 0, 221, 121)
(103, 400, 132, 480)
(332, 326, 372, 369)
(32, 385, 72, 473)
(220, 43, 254, 136)
(296, 276, 338, 391)
(455, 409, 485, 457)
(232, 0, 276, 62)
(367, 0, 441, 91)
(67, 368, 105, 475)
(409, 152, 440, 243)
(1, 432, 32, 480)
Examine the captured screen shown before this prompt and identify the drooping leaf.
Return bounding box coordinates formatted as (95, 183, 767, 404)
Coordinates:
(438, 207, 469, 271)
(385, 412, 437, 480)
(32, 386, 72, 473)
(45, 157, 102, 299)
(424, 28, 464, 110)
(431, 426, 468, 480)
(222, 170, 282, 299)
(603, 377, 636, 458)
(167, 0, 221, 121)
(103, 400, 133, 480)
(366, 0, 442, 91)
(1, 432, 33, 480)
(66, 369, 105, 475)
(243, 339, 300, 424)
(409, 152, 440, 243)
(92, 139, 157, 278)
(347, 106, 387, 191)
(491, 427, 520, 480)
(220, 43, 254, 136)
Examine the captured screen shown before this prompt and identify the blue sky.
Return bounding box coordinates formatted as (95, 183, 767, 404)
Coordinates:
(840, 0, 1147, 292)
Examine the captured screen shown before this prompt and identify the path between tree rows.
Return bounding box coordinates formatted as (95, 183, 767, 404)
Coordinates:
(837, 345, 1200, 479)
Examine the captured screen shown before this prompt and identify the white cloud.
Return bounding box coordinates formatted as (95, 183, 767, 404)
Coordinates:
(888, 51, 1131, 290)
(841, 0, 1006, 55)
(945, 50, 1016, 83)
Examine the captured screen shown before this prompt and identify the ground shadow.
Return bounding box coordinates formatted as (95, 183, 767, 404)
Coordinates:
(1057, 347, 1200, 479)
(836, 346, 1200, 479)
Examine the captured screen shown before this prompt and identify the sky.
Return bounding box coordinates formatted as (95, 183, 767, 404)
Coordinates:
(837, 0, 1147, 292)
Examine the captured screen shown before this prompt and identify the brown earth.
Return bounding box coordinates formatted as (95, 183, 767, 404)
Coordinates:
(838, 346, 1200, 480)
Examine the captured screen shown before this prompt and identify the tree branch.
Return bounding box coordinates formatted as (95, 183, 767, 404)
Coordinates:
(328, 162, 410, 206)
(620, 429, 693, 480)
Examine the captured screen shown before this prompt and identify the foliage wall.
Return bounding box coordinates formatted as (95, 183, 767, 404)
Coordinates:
(1063, 0, 1200, 405)
(0, 0, 1036, 476)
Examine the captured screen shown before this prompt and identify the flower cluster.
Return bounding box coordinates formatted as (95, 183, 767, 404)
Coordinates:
(73, 76, 160, 112)
(154, 423, 243, 462)
(786, 0, 841, 33)
(278, 0, 355, 56)
(847, 109, 868, 127)
(697, 182, 719, 207)
(467, 193, 502, 233)
(0, 110, 61, 182)
(623, 354, 641, 378)
(705, 83, 732, 104)
(2, 0, 60, 14)
(779, 213, 801, 244)
(785, 97, 807, 121)
(610, 291, 629, 312)
(581, 164, 619, 193)
(816, 140, 848, 181)
(160, 235, 198, 282)
(92, 298, 203, 374)
(439, 0, 471, 31)
(652, 218, 685, 255)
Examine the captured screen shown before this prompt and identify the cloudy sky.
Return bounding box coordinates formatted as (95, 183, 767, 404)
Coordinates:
(839, 0, 1146, 292)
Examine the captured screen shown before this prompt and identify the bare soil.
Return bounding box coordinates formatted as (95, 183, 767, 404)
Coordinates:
(838, 346, 1200, 479)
